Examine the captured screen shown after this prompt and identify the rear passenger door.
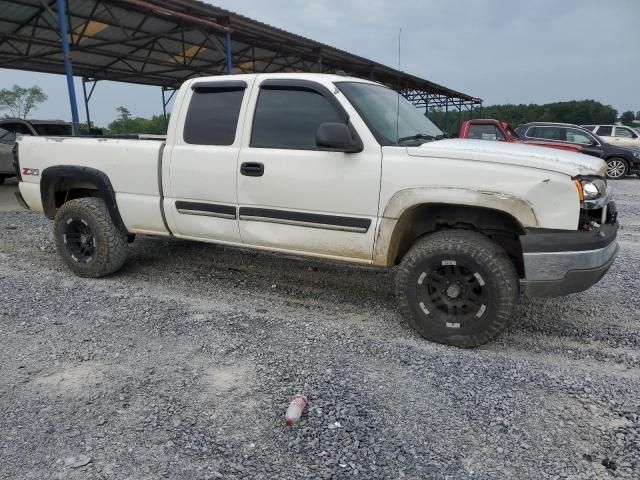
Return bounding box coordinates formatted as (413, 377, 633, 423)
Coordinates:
(164, 79, 253, 243)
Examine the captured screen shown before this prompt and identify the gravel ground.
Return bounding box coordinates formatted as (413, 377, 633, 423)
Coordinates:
(1, 179, 639, 479)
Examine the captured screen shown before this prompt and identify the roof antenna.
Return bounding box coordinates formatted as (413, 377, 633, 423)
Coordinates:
(396, 27, 402, 144)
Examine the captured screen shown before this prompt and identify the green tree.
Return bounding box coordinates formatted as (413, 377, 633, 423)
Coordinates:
(106, 106, 167, 135)
(619, 111, 636, 126)
(0, 84, 48, 118)
(427, 99, 618, 134)
(116, 106, 131, 121)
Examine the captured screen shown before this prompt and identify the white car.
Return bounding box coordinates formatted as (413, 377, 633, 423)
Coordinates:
(582, 124, 640, 150)
(15, 73, 618, 347)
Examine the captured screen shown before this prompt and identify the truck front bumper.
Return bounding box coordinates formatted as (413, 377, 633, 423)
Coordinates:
(520, 222, 619, 297)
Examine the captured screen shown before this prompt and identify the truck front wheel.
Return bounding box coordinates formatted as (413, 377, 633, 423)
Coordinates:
(395, 230, 518, 347)
(54, 197, 128, 277)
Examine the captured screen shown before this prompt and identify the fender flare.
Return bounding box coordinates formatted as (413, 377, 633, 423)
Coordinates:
(40, 165, 126, 231)
(373, 187, 537, 266)
(381, 187, 537, 224)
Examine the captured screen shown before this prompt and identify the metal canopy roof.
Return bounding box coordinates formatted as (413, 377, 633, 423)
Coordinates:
(0, 0, 481, 107)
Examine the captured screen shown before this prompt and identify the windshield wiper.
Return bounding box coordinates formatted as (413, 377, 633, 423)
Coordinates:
(397, 133, 437, 143)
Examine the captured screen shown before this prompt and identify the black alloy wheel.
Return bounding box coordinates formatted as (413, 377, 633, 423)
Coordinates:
(416, 260, 489, 329)
(62, 218, 96, 263)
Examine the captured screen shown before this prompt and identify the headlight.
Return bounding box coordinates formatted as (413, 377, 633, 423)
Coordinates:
(581, 181, 602, 200)
(574, 177, 609, 209)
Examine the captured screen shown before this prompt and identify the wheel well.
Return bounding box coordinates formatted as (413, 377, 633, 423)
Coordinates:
(51, 178, 102, 210)
(605, 156, 629, 167)
(40, 166, 126, 231)
(388, 204, 526, 277)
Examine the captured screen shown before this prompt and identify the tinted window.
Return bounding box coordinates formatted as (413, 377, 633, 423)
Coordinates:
(597, 126, 613, 136)
(614, 127, 634, 138)
(565, 128, 594, 145)
(527, 126, 562, 140)
(1, 122, 31, 135)
(468, 124, 505, 141)
(183, 88, 244, 145)
(32, 124, 72, 136)
(0, 127, 15, 143)
(251, 88, 343, 149)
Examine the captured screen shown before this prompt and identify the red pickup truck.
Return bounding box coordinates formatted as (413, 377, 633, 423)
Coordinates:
(458, 119, 583, 153)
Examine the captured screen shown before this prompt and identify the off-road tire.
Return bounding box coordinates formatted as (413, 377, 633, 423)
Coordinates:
(605, 157, 628, 179)
(54, 197, 128, 277)
(395, 229, 518, 348)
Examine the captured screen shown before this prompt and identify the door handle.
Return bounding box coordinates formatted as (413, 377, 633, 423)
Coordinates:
(240, 162, 264, 177)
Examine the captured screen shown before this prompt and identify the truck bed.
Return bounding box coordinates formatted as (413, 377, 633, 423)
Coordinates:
(18, 136, 168, 235)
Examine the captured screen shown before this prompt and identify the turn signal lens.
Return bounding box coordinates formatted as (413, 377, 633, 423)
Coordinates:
(574, 180, 584, 201)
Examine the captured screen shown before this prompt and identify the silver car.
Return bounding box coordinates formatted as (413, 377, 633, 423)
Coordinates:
(0, 119, 72, 184)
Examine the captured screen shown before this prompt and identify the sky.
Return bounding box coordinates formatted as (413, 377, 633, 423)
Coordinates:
(0, 0, 638, 126)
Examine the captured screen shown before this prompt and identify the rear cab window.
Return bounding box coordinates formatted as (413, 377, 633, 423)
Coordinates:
(467, 124, 505, 141)
(183, 82, 246, 145)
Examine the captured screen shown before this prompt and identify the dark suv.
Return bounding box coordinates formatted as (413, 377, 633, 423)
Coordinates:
(0, 119, 72, 184)
(515, 122, 640, 179)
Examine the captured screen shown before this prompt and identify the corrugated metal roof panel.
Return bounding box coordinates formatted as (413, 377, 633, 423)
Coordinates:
(0, 0, 480, 102)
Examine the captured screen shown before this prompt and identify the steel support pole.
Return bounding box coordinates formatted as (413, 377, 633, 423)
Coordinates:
(225, 31, 232, 74)
(56, 0, 80, 135)
(444, 98, 449, 134)
(162, 88, 168, 127)
(470, 104, 474, 120)
(458, 100, 462, 132)
(82, 79, 91, 130)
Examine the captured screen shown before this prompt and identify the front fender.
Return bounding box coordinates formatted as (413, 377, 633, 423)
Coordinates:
(373, 187, 538, 267)
(381, 187, 538, 225)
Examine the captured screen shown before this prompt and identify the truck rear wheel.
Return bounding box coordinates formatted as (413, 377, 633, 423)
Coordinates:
(54, 197, 128, 277)
(395, 230, 518, 347)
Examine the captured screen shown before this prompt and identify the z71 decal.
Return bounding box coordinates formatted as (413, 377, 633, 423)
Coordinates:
(22, 168, 39, 176)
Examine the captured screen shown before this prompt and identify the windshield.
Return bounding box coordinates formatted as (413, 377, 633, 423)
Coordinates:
(336, 82, 443, 145)
(32, 123, 72, 136)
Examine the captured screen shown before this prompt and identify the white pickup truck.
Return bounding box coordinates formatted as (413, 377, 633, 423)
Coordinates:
(14, 73, 619, 347)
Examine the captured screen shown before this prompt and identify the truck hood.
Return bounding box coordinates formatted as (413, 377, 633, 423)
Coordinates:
(408, 139, 606, 177)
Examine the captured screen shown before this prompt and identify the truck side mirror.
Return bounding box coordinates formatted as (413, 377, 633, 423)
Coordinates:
(316, 122, 362, 153)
